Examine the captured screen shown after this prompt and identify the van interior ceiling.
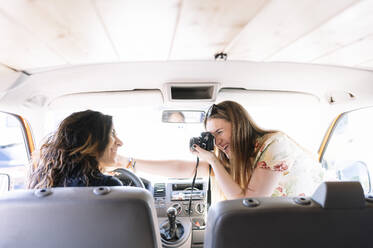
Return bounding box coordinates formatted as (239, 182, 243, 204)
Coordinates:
(1, 1, 373, 248)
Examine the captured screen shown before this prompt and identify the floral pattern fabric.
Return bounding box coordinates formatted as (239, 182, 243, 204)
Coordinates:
(253, 132, 324, 197)
(210, 132, 325, 203)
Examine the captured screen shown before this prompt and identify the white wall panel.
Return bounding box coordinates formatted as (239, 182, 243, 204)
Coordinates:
(314, 35, 373, 68)
(0, 0, 117, 66)
(0, 7, 64, 70)
(95, 0, 179, 61)
(0, 0, 372, 71)
(269, 0, 373, 64)
(170, 0, 268, 60)
(226, 0, 358, 61)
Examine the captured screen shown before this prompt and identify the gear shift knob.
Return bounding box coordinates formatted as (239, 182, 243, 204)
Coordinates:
(167, 207, 177, 238)
(167, 207, 176, 217)
(160, 207, 184, 242)
(167, 207, 177, 227)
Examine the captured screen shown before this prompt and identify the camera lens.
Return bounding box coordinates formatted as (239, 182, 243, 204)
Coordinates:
(189, 132, 215, 151)
(189, 137, 200, 150)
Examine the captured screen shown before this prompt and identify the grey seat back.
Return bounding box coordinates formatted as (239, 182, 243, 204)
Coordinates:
(0, 186, 161, 248)
(204, 182, 373, 248)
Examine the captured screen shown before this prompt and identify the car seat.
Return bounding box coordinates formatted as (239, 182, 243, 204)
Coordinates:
(0, 186, 161, 248)
(204, 181, 373, 248)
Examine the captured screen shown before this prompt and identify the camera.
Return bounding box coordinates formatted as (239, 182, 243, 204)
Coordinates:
(189, 132, 215, 151)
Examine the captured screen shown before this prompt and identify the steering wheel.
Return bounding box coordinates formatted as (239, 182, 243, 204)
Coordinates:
(112, 168, 145, 188)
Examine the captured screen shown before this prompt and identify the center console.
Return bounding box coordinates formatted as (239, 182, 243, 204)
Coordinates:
(153, 178, 207, 248)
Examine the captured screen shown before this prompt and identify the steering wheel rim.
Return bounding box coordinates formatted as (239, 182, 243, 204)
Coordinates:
(112, 168, 145, 188)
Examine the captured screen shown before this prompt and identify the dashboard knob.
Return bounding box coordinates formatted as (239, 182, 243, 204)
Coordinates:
(195, 202, 205, 214)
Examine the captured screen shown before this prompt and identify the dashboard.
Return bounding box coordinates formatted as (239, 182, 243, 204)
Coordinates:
(152, 178, 208, 229)
(137, 177, 208, 247)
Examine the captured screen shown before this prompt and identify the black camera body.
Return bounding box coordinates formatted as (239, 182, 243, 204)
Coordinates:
(189, 132, 215, 151)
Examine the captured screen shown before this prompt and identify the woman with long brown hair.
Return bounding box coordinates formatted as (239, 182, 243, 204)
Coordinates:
(28, 110, 123, 189)
(121, 101, 321, 202)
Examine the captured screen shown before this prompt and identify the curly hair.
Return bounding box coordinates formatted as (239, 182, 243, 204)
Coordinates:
(204, 101, 276, 194)
(28, 110, 112, 189)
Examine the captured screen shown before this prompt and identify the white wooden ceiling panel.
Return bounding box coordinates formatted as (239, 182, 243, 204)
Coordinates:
(0, 7, 65, 70)
(1, 0, 117, 65)
(269, 0, 373, 63)
(170, 0, 269, 60)
(226, 0, 358, 61)
(313, 35, 373, 68)
(0, 0, 373, 71)
(95, 0, 179, 61)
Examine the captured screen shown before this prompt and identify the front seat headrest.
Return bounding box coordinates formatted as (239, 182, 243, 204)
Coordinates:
(311, 181, 365, 209)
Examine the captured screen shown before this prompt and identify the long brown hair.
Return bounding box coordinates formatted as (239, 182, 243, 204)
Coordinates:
(204, 101, 275, 194)
(28, 110, 112, 189)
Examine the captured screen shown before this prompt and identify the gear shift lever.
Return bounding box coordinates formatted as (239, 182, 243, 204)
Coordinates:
(160, 206, 184, 242)
(167, 207, 177, 239)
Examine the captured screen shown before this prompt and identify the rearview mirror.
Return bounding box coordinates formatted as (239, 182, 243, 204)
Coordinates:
(162, 110, 205, 123)
(0, 173, 10, 195)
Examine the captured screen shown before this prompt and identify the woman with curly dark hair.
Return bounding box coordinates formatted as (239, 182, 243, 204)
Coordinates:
(28, 110, 123, 189)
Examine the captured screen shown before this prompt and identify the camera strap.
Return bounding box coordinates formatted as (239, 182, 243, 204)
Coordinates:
(207, 165, 211, 210)
(188, 159, 212, 217)
(188, 157, 199, 216)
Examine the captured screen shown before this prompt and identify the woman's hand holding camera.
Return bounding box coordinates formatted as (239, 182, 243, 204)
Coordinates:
(191, 144, 219, 165)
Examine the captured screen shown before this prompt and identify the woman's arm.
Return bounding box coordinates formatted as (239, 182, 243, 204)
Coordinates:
(244, 167, 282, 197)
(191, 145, 250, 199)
(212, 159, 282, 199)
(109, 155, 210, 178)
(192, 145, 284, 199)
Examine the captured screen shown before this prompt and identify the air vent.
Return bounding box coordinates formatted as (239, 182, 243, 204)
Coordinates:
(154, 183, 166, 198)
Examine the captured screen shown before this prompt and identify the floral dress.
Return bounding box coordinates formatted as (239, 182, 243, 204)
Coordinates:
(210, 132, 324, 203)
(253, 132, 324, 197)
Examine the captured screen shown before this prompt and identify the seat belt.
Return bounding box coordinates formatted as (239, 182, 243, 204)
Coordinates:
(207, 165, 211, 210)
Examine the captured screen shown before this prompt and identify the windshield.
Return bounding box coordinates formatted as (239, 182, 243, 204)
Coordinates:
(43, 104, 323, 179)
(45, 106, 205, 160)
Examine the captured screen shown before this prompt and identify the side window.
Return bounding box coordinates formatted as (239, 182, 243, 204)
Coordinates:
(0, 112, 29, 190)
(321, 107, 373, 193)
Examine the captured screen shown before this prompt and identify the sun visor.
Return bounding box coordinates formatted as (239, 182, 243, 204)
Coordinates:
(48, 90, 164, 110)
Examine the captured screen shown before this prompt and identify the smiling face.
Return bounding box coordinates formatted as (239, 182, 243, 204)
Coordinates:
(205, 118, 232, 158)
(98, 128, 123, 166)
